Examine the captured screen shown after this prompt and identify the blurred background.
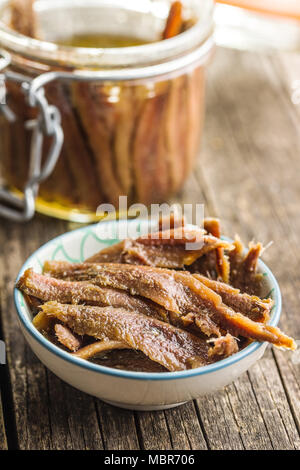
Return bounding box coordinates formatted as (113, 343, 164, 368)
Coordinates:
(215, 0, 300, 51)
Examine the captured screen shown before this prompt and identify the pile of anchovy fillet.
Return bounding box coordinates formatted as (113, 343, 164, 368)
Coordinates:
(16, 216, 296, 372)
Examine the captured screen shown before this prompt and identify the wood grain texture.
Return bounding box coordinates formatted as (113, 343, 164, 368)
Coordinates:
(96, 401, 139, 450)
(0, 395, 8, 450)
(0, 46, 299, 450)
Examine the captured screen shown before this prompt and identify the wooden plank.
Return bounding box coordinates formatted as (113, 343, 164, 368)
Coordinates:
(0, 221, 48, 450)
(195, 390, 245, 450)
(195, 46, 300, 448)
(163, 402, 208, 450)
(197, 372, 274, 450)
(0, 392, 8, 450)
(135, 411, 173, 450)
(0, 310, 9, 449)
(95, 401, 140, 450)
(45, 371, 104, 450)
(248, 349, 300, 450)
(273, 349, 300, 440)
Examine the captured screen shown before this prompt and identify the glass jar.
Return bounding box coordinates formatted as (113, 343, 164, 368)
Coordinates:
(0, 0, 214, 222)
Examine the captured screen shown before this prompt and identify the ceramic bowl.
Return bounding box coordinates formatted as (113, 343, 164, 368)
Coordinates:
(14, 219, 281, 411)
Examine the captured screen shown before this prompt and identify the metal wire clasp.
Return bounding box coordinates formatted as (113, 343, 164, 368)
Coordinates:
(0, 50, 64, 222)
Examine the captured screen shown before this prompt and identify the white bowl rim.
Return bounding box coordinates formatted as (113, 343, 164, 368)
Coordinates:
(14, 220, 282, 381)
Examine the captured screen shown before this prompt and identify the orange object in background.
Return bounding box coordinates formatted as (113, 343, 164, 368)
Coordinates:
(218, 1, 300, 21)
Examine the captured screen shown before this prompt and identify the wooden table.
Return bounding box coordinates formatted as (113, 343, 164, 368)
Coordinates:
(1, 46, 300, 451)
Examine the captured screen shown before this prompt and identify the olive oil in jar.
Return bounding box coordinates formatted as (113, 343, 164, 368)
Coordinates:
(56, 34, 152, 48)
